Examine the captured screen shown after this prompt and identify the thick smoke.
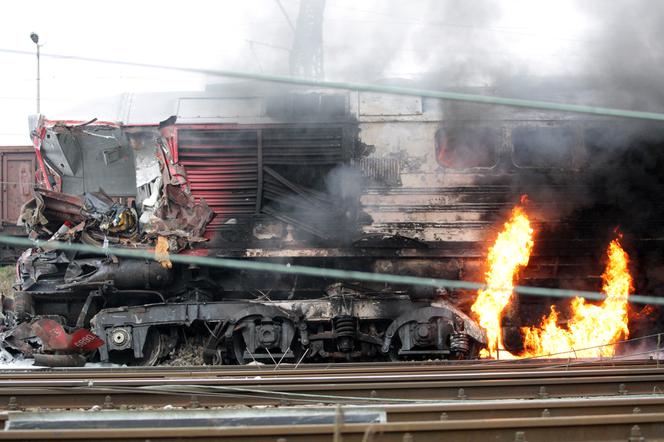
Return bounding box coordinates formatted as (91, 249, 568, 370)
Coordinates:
(250, 0, 507, 84)
(576, 0, 664, 112)
(338, 1, 664, 111)
(324, 0, 506, 84)
(249, 1, 664, 103)
(254, 1, 664, 243)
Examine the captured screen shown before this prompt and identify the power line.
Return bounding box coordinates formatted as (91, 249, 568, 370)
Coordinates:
(1, 48, 663, 122)
(320, 5, 593, 45)
(245, 39, 291, 52)
(0, 97, 78, 102)
(277, 0, 589, 40)
(274, 0, 296, 32)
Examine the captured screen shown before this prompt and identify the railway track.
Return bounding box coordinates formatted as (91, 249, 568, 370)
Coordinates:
(2, 364, 664, 408)
(0, 359, 662, 441)
(1, 358, 659, 379)
(0, 405, 661, 441)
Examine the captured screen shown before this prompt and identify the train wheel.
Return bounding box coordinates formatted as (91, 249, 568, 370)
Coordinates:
(108, 328, 165, 366)
(136, 328, 165, 366)
(231, 330, 302, 366)
(232, 331, 249, 365)
(387, 338, 404, 362)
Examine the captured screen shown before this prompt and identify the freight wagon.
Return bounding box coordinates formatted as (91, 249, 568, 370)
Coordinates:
(0, 146, 35, 264)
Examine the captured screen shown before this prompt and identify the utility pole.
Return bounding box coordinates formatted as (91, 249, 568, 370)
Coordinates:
(30, 32, 40, 114)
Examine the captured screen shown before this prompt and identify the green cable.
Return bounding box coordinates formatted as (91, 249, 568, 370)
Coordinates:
(1, 234, 661, 307)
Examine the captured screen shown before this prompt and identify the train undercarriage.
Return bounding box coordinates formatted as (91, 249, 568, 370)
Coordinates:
(6, 254, 486, 366)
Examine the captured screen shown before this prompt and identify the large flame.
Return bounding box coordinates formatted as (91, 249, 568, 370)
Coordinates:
(471, 205, 534, 358)
(521, 238, 632, 358)
(472, 200, 633, 360)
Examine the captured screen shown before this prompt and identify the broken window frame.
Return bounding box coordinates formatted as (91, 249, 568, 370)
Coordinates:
(434, 125, 500, 171)
(511, 123, 582, 170)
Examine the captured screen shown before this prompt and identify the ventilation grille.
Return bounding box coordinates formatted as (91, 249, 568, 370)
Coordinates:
(178, 129, 258, 230)
(352, 157, 401, 186)
(263, 127, 343, 165)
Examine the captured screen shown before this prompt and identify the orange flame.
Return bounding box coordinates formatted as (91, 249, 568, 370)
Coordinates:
(471, 205, 534, 358)
(472, 200, 633, 360)
(521, 238, 631, 358)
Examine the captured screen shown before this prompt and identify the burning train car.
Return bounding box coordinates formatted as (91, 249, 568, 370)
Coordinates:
(3, 83, 664, 365)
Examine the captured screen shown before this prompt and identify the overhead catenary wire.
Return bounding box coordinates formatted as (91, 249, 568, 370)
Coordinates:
(0, 234, 661, 307)
(2, 48, 664, 121)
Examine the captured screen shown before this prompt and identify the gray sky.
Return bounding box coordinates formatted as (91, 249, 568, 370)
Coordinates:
(0, 0, 593, 146)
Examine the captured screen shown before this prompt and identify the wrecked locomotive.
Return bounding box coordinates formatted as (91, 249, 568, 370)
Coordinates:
(5, 84, 664, 365)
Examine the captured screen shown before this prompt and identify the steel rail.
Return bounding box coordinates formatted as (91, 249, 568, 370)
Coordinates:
(0, 359, 659, 380)
(3, 394, 664, 423)
(0, 412, 661, 441)
(372, 394, 664, 421)
(2, 366, 663, 388)
(2, 370, 664, 409)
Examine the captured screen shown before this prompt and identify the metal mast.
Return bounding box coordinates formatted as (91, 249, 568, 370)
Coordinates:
(289, 0, 326, 80)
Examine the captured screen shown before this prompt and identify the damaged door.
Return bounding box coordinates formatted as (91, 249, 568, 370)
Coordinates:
(1, 150, 35, 227)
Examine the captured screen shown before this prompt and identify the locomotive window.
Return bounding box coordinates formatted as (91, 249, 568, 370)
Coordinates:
(512, 127, 575, 168)
(435, 128, 498, 169)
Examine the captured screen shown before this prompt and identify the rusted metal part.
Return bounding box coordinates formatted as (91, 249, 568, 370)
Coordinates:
(21, 120, 214, 252)
(32, 354, 86, 368)
(81, 191, 138, 237)
(17, 190, 84, 235)
(32, 190, 84, 221)
(61, 258, 172, 290)
(0, 318, 102, 365)
(0, 322, 35, 356)
(136, 139, 214, 248)
(29, 319, 103, 353)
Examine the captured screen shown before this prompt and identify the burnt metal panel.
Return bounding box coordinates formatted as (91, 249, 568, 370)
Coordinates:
(75, 128, 135, 196)
(359, 92, 423, 116)
(41, 131, 80, 176)
(177, 125, 347, 233)
(265, 94, 347, 121)
(262, 127, 344, 165)
(177, 97, 264, 120)
(42, 127, 136, 197)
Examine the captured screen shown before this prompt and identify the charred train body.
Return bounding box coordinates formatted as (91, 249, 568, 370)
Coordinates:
(7, 86, 664, 365)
